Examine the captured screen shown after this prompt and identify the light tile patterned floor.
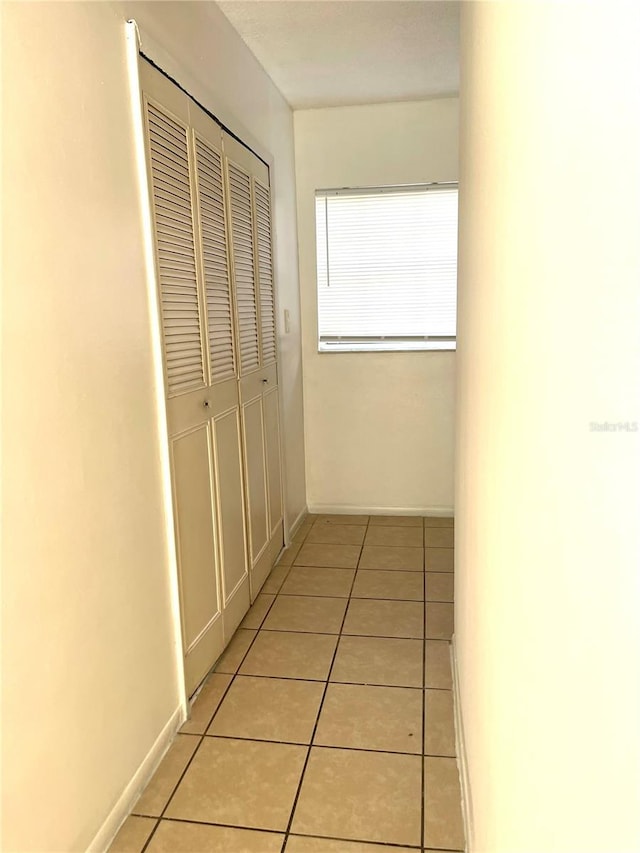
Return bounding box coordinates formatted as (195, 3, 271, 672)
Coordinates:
(110, 514, 464, 853)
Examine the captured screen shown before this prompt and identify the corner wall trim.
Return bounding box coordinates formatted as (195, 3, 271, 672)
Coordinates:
(451, 635, 473, 853)
(307, 503, 454, 517)
(87, 705, 184, 852)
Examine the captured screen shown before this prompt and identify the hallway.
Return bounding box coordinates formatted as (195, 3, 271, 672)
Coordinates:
(109, 514, 463, 853)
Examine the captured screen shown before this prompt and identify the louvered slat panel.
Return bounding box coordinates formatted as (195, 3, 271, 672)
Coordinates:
(194, 137, 236, 384)
(254, 181, 277, 365)
(227, 162, 259, 374)
(146, 102, 205, 395)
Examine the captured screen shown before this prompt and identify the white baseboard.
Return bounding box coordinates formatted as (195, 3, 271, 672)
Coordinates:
(288, 505, 309, 540)
(308, 503, 454, 517)
(451, 635, 473, 853)
(87, 704, 185, 852)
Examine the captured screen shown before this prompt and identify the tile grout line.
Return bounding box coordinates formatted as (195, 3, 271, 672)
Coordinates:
(176, 670, 454, 691)
(183, 732, 454, 759)
(279, 514, 369, 853)
(133, 516, 454, 852)
(138, 560, 292, 852)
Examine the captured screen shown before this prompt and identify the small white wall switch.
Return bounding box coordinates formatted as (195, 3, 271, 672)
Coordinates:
(284, 309, 291, 334)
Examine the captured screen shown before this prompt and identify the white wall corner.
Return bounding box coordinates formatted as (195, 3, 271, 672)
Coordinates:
(451, 635, 473, 853)
(86, 705, 185, 853)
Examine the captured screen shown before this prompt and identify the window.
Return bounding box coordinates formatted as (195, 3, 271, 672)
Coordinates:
(315, 184, 458, 352)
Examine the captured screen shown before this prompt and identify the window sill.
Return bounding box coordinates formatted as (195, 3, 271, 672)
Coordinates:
(318, 341, 456, 353)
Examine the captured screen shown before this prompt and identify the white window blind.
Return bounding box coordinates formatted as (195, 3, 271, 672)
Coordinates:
(315, 184, 458, 352)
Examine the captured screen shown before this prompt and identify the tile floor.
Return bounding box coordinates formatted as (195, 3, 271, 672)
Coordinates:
(110, 514, 464, 853)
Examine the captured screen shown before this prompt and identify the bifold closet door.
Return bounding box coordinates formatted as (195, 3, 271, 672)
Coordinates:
(223, 132, 284, 596)
(140, 60, 249, 697)
(190, 102, 250, 643)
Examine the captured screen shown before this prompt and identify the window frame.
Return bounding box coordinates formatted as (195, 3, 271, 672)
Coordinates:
(315, 182, 458, 354)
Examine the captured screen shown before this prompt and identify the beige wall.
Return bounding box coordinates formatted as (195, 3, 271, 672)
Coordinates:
(294, 100, 458, 514)
(455, 3, 640, 851)
(1, 2, 304, 850)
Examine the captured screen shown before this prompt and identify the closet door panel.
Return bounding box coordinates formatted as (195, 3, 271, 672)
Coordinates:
(263, 386, 284, 536)
(241, 396, 269, 566)
(171, 425, 224, 696)
(193, 131, 236, 384)
(211, 409, 250, 614)
(254, 179, 277, 366)
(227, 160, 260, 376)
(143, 93, 207, 398)
(190, 103, 250, 642)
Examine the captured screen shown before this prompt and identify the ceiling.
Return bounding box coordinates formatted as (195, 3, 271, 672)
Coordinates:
(216, 0, 460, 110)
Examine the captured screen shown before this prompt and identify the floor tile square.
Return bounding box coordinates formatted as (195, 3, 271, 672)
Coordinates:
(343, 598, 424, 639)
(277, 543, 302, 566)
(239, 630, 338, 680)
(165, 737, 306, 830)
(369, 515, 422, 527)
(424, 527, 454, 548)
(365, 526, 424, 547)
(180, 673, 232, 734)
(108, 816, 156, 853)
(214, 628, 257, 674)
(291, 747, 422, 846)
(425, 689, 456, 757)
(358, 545, 423, 571)
(133, 734, 199, 817)
(426, 572, 454, 602)
(286, 839, 417, 853)
(147, 821, 283, 853)
(331, 636, 423, 687)
(262, 564, 291, 593)
(425, 640, 452, 689)
(352, 569, 424, 602)
(306, 524, 367, 545)
(263, 595, 347, 634)
(424, 515, 454, 527)
(295, 543, 361, 569)
(280, 566, 355, 598)
(312, 514, 369, 525)
(208, 676, 324, 743)
(425, 547, 454, 572)
(315, 684, 422, 753)
(424, 756, 465, 850)
(240, 594, 275, 629)
(426, 602, 454, 639)
(292, 528, 310, 544)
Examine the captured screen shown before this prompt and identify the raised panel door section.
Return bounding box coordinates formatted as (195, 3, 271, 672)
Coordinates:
(210, 407, 250, 639)
(263, 386, 283, 535)
(241, 396, 269, 574)
(170, 425, 224, 696)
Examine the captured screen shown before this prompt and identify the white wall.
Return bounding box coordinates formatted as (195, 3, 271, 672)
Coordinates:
(1, 2, 305, 850)
(455, 3, 640, 851)
(294, 100, 458, 514)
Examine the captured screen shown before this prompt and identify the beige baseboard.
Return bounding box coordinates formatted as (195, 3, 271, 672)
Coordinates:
(288, 505, 310, 539)
(451, 635, 473, 853)
(87, 704, 184, 852)
(307, 503, 454, 517)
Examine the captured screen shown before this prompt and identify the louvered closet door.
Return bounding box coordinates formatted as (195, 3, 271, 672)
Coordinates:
(223, 132, 284, 596)
(140, 60, 225, 697)
(253, 179, 283, 537)
(190, 102, 250, 642)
